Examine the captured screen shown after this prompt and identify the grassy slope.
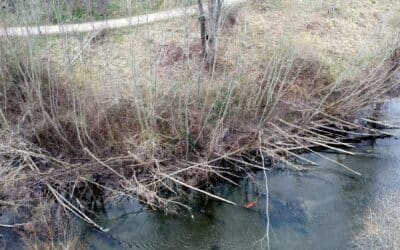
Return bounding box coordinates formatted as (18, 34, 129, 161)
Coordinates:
(0, 0, 400, 248)
(42, 0, 399, 87)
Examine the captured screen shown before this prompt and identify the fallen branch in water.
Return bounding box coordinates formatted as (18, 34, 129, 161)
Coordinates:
(46, 184, 109, 232)
(257, 134, 270, 250)
(0, 223, 27, 228)
(163, 175, 238, 206)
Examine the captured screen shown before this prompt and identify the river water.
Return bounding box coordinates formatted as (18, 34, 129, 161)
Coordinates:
(79, 100, 400, 249)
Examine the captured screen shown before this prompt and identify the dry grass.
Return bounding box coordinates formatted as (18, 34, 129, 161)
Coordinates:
(0, 0, 400, 247)
(19, 201, 85, 250)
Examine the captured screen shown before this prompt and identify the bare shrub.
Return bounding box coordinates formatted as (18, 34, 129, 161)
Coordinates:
(0, 0, 399, 246)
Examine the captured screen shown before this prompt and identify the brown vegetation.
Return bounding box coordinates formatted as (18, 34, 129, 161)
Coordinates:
(0, 0, 400, 247)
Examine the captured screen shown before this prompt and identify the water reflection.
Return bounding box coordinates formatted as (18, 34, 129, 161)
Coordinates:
(81, 132, 400, 250)
(82, 99, 400, 249)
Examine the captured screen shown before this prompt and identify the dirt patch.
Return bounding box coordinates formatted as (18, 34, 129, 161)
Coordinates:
(156, 41, 205, 66)
(290, 56, 333, 88)
(189, 42, 203, 58)
(221, 7, 239, 32)
(303, 21, 330, 36)
(156, 42, 184, 66)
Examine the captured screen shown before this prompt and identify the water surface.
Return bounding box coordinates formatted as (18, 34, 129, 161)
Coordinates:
(81, 100, 400, 249)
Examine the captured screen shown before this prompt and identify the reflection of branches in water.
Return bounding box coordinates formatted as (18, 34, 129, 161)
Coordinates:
(99, 228, 134, 249)
(108, 205, 148, 222)
(190, 206, 226, 225)
(255, 136, 270, 249)
(84, 204, 148, 249)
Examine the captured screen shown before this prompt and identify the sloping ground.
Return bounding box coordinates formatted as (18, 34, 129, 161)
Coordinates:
(40, 0, 399, 91)
(0, 0, 399, 247)
(0, 0, 247, 36)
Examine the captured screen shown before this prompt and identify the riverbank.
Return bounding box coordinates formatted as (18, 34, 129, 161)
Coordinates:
(0, 0, 400, 248)
(79, 131, 400, 249)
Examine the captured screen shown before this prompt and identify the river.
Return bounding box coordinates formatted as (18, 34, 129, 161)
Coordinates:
(79, 100, 400, 249)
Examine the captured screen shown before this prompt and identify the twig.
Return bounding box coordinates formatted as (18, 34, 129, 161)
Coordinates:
(46, 184, 109, 232)
(361, 117, 400, 129)
(258, 134, 270, 249)
(163, 175, 237, 206)
(84, 148, 127, 181)
(0, 223, 27, 228)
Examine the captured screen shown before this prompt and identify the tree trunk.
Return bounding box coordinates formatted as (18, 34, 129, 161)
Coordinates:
(197, 0, 207, 58)
(206, 0, 223, 68)
(97, 0, 109, 17)
(197, 0, 223, 68)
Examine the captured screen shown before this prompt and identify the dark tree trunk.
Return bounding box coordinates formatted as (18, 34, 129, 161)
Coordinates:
(197, 0, 207, 58)
(97, 0, 109, 16)
(206, 0, 222, 67)
(197, 0, 223, 68)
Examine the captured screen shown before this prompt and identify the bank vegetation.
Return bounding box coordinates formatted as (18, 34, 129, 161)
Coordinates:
(0, 0, 399, 248)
